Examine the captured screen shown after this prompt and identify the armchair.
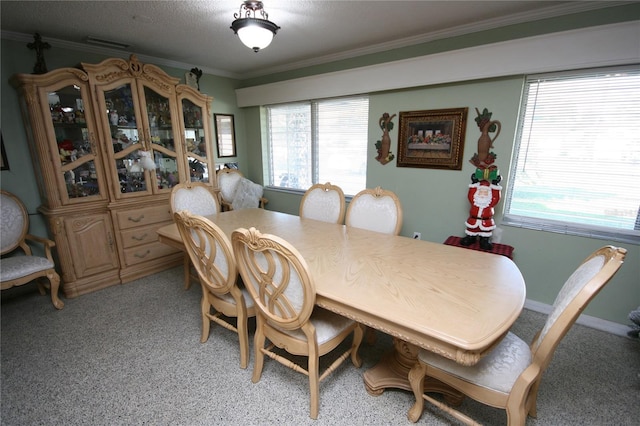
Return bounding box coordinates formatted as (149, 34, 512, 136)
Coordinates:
(1, 190, 64, 309)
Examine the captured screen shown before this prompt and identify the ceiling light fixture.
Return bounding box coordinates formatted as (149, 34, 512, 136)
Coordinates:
(230, 1, 280, 53)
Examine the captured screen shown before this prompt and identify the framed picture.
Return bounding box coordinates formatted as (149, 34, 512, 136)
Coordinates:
(1, 133, 9, 171)
(397, 107, 468, 169)
(214, 114, 237, 158)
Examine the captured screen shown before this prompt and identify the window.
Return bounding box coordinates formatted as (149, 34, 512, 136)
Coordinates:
(504, 66, 640, 244)
(266, 96, 369, 196)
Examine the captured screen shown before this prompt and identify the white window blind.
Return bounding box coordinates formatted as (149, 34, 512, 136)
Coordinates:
(267, 96, 369, 196)
(504, 65, 640, 244)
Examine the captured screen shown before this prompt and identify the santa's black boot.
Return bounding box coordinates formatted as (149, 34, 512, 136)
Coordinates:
(460, 235, 477, 246)
(479, 237, 493, 250)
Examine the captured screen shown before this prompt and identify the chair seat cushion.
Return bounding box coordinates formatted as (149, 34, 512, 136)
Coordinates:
(213, 286, 255, 309)
(418, 331, 531, 394)
(0, 256, 55, 281)
(277, 307, 355, 345)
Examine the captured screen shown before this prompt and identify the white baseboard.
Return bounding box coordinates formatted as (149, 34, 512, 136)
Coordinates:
(524, 299, 633, 338)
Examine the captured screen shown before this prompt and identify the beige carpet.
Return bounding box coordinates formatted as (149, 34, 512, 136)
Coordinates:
(2, 266, 639, 425)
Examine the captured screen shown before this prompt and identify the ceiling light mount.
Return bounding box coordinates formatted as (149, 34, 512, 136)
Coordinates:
(231, 1, 280, 53)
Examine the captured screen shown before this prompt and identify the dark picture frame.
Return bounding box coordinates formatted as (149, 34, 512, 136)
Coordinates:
(1, 133, 9, 171)
(397, 108, 468, 169)
(214, 113, 237, 158)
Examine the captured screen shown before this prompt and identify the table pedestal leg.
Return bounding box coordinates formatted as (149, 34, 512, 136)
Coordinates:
(363, 338, 463, 405)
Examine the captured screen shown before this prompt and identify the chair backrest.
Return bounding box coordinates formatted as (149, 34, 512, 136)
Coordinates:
(217, 168, 244, 204)
(345, 186, 403, 235)
(173, 210, 237, 296)
(0, 190, 29, 255)
(299, 182, 345, 224)
(170, 182, 220, 216)
(531, 245, 626, 369)
(232, 227, 315, 331)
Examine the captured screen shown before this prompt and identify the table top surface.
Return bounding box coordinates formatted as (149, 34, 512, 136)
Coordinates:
(158, 208, 526, 364)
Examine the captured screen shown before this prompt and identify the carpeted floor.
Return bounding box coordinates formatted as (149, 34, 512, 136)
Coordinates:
(2, 266, 639, 425)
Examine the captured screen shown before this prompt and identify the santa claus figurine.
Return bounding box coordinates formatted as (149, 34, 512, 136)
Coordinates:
(460, 174, 502, 250)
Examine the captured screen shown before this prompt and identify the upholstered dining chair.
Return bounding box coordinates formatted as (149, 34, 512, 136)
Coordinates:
(407, 245, 627, 426)
(345, 186, 403, 343)
(216, 168, 268, 211)
(170, 182, 220, 290)
(345, 186, 403, 235)
(173, 210, 256, 369)
(231, 227, 364, 419)
(0, 190, 64, 309)
(299, 182, 346, 224)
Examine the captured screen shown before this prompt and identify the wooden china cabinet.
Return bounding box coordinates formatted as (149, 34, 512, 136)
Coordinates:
(11, 55, 216, 297)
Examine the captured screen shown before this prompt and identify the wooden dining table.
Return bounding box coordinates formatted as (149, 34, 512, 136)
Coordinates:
(157, 208, 526, 396)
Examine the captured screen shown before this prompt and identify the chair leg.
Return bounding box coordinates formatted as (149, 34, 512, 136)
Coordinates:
(351, 324, 364, 367)
(183, 254, 192, 290)
(308, 344, 320, 419)
(237, 309, 249, 369)
(200, 295, 211, 343)
(46, 271, 64, 310)
(407, 361, 427, 423)
(252, 318, 266, 383)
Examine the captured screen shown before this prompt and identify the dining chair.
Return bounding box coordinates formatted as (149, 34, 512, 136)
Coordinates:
(407, 245, 627, 426)
(217, 168, 268, 211)
(299, 182, 346, 224)
(345, 186, 403, 343)
(173, 210, 256, 369)
(0, 190, 64, 309)
(170, 182, 220, 290)
(345, 186, 403, 235)
(231, 226, 364, 419)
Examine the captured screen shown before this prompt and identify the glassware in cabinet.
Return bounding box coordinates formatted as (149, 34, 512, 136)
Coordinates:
(143, 86, 181, 191)
(102, 82, 149, 195)
(48, 84, 106, 201)
(178, 88, 214, 185)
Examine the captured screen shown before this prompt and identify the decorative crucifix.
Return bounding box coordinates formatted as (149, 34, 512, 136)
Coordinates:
(27, 33, 51, 74)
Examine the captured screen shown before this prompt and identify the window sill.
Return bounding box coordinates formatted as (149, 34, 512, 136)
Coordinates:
(502, 215, 640, 246)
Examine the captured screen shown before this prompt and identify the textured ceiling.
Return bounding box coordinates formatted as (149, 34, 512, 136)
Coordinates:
(0, 1, 622, 79)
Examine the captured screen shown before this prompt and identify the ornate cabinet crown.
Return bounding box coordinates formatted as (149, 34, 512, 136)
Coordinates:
(11, 55, 216, 297)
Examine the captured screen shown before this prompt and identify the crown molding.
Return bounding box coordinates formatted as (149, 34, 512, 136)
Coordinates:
(0, 30, 236, 79)
(236, 21, 640, 107)
(237, 1, 633, 79)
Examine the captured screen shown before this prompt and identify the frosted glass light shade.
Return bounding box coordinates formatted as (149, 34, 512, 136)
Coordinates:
(231, 16, 280, 52)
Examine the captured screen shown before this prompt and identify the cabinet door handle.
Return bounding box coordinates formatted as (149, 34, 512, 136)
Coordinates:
(134, 249, 151, 259)
(128, 214, 145, 223)
(131, 233, 148, 241)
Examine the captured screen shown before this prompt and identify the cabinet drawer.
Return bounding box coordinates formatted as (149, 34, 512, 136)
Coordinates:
(120, 221, 170, 249)
(116, 205, 172, 230)
(123, 241, 180, 266)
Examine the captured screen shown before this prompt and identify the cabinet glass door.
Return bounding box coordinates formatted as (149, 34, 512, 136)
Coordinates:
(182, 99, 210, 183)
(48, 83, 104, 201)
(144, 86, 180, 190)
(103, 83, 149, 195)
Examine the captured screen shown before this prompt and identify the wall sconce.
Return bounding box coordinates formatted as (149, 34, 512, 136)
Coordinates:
(230, 1, 280, 52)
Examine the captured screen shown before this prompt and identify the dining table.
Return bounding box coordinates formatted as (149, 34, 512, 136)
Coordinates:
(157, 208, 526, 397)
